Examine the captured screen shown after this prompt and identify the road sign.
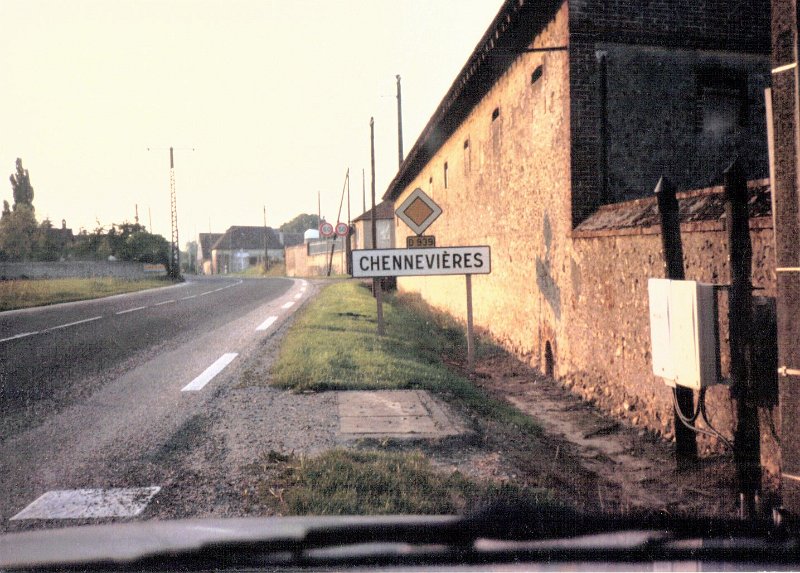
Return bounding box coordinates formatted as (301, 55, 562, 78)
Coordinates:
(335, 222, 349, 237)
(319, 221, 334, 238)
(396, 188, 442, 235)
(352, 246, 491, 278)
(406, 235, 436, 248)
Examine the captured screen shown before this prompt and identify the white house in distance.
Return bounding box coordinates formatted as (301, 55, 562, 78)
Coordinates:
(204, 226, 303, 274)
(351, 200, 395, 250)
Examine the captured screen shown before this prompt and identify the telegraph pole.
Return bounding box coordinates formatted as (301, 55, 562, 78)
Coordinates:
(169, 147, 180, 279)
(396, 75, 404, 167)
(148, 146, 193, 279)
(263, 205, 269, 272)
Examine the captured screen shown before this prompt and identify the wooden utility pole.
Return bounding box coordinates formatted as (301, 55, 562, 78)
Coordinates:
(370, 117, 384, 335)
(396, 75, 404, 167)
(264, 205, 269, 272)
(654, 176, 698, 468)
(724, 160, 761, 518)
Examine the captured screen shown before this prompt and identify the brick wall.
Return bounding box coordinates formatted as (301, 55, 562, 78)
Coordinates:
(568, 0, 771, 223)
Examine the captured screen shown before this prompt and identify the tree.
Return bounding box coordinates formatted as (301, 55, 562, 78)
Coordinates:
(0, 159, 38, 260)
(10, 158, 34, 209)
(0, 204, 37, 260)
(279, 213, 320, 234)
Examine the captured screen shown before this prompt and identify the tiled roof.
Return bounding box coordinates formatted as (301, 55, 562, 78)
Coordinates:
(353, 200, 395, 222)
(212, 226, 283, 251)
(574, 179, 772, 235)
(198, 233, 224, 260)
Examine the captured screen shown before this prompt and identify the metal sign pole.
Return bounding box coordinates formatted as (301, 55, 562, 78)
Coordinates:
(466, 274, 475, 372)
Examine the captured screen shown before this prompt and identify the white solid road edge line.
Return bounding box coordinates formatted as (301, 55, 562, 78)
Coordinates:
(281, 301, 295, 309)
(256, 316, 279, 331)
(181, 353, 238, 392)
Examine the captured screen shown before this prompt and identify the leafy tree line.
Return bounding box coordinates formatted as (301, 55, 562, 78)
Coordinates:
(0, 158, 169, 265)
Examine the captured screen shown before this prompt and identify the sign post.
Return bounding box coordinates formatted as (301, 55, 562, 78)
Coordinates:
(353, 245, 491, 373)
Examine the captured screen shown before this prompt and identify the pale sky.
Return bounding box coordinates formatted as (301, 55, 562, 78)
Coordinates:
(0, 0, 503, 243)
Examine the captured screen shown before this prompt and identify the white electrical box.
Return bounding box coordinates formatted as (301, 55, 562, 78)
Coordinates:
(648, 278, 720, 389)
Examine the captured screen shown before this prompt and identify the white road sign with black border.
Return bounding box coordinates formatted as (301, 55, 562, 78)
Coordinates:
(352, 246, 491, 277)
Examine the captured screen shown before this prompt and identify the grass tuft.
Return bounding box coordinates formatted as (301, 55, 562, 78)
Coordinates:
(252, 449, 553, 516)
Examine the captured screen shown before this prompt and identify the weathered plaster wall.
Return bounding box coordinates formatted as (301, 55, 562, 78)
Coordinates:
(285, 244, 347, 277)
(395, 4, 571, 367)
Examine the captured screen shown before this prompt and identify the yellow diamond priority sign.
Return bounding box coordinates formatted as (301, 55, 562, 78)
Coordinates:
(396, 188, 442, 235)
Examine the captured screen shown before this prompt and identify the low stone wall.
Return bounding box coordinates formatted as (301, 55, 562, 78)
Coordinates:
(285, 244, 347, 277)
(0, 261, 167, 280)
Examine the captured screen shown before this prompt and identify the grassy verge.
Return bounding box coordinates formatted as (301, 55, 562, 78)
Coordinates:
(268, 280, 540, 436)
(0, 277, 172, 311)
(248, 449, 552, 516)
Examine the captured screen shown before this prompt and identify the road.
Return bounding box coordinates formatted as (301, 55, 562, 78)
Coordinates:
(0, 276, 323, 530)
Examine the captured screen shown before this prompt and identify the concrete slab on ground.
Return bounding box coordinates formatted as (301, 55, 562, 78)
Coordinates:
(337, 390, 467, 439)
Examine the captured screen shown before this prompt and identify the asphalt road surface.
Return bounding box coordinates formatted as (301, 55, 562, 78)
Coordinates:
(0, 276, 316, 530)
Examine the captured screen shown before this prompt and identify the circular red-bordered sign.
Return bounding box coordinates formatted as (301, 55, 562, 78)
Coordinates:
(335, 222, 349, 236)
(319, 222, 334, 237)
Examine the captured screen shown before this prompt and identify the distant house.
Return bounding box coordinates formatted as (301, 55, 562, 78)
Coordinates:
(210, 226, 301, 274)
(45, 220, 75, 259)
(351, 200, 395, 250)
(197, 232, 223, 275)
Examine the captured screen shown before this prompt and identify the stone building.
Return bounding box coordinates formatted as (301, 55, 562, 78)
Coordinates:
(210, 226, 300, 274)
(351, 200, 395, 250)
(384, 2, 777, 482)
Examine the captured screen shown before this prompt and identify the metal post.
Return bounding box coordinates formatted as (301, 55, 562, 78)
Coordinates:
(169, 147, 180, 280)
(263, 205, 269, 272)
(724, 159, 761, 517)
(654, 176, 698, 468)
(466, 274, 475, 372)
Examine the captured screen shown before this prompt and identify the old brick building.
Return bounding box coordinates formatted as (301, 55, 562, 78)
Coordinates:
(384, 2, 777, 483)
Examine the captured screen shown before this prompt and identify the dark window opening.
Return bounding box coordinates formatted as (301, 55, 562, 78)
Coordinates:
(463, 139, 469, 149)
(491, 107, 500, 121)
(444, 162, 448, 188)
(249, 256, 257, 266)
(531, 65, 544, 85)
(544, 341, 554, 378)
(695, 67, 748, 136)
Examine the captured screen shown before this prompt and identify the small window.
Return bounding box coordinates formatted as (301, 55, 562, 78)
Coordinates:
(696, 67, 748, 136)
(463, 139, 469, 149)
(531, 65, 544, 85)
(491, 107, 500, 121)
(444, 162, 448, 188)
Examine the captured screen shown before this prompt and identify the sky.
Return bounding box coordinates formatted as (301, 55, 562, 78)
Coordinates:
(0, 0, 503, 243)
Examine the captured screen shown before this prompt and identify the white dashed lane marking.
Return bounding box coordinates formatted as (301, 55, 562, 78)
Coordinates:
(10, 487, 161, 520)
(256, 316, 278, 331)
(153, 299, 176, 306)
(181, 353, 238, 392)
(45, 316, 103, 332)
(281, 301, 295, 309)
(0, 331, 39, 343)
(115, 306, 147, 315)
(181, 294, 197, 300)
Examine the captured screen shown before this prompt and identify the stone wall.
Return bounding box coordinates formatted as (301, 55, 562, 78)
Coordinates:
(395, 3, 572, 374)
(0, 261, 166, 280)
(392, 0, 780, 481)
(285, 243, 348, 277)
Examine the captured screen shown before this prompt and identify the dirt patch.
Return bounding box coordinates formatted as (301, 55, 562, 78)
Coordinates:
(468, 350, 739, 518)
